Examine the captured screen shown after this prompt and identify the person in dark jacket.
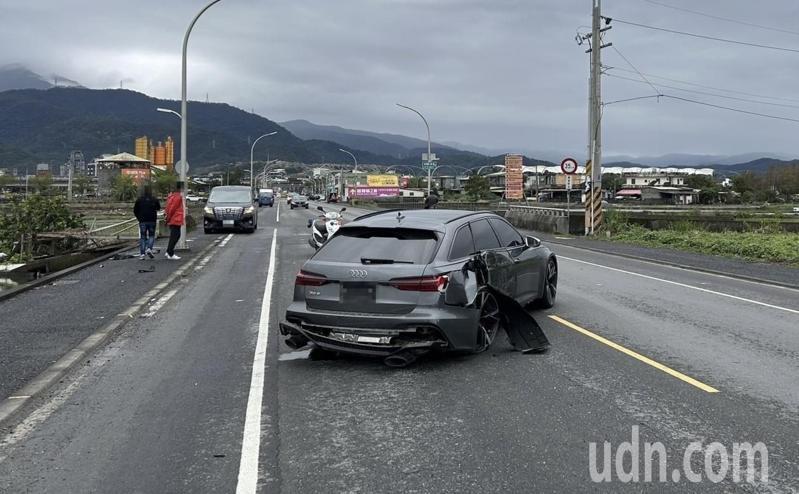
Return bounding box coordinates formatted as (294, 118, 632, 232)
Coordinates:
(133, 185, 161, 260)
(423, 188, 440, 209)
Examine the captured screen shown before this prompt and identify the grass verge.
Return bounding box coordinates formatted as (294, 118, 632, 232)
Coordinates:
(608, 224, 799, 265)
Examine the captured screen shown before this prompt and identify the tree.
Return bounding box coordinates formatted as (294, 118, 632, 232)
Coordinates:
(731, 172, 759, 195)
(73, 174, 91, 196)
(601, 173, 623, 195)
(0, 195, 83, 259)
(464, 175, 491, 201)
(685, 174, 716, 190)
(30, 174, 53, 194)
(0, 174, 15, 191)
(112, 174, 137, 202)
(154, 171, 177, 197)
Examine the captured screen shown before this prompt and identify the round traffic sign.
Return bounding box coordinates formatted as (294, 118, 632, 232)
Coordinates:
(560, 158, 578, 175)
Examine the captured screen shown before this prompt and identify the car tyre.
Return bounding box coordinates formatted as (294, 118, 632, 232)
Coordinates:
(534, 257, 558, 309)
(474, 289, 502, 352)
(204, 227, 213, 234)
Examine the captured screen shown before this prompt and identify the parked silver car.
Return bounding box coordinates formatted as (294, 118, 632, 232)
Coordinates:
(280, 210, 557, 365)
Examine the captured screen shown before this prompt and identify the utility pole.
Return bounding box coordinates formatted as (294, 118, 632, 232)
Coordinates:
(580, 0, 611, 234)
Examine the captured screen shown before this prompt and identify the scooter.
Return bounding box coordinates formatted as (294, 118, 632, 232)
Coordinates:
(307, 205, 346, 249)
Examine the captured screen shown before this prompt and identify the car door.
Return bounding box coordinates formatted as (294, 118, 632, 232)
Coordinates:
(469, 219, 517, 297)
(488, 218, 541, 304)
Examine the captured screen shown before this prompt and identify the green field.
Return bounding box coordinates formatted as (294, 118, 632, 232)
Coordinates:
(609, 225, 799, 265)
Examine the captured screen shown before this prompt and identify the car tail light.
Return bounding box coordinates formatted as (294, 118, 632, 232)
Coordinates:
(296, 270, 328, 286)
(389, 275, 448, 292)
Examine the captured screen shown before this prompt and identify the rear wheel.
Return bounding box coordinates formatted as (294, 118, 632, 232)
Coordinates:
(475, 290, 502, 352)
(536, 258, 558, 309)
(204, 227, 213, 234)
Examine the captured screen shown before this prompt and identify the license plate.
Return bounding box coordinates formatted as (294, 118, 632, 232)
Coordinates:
(341, 283, 375, 304)
(223, 219, 234, 227)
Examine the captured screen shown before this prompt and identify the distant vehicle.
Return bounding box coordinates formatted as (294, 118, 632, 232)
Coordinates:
(291, 195, 309, 209)
(281, 210, 558, 366)
(203, 185, 258, 233)
(793, 207, 799, 213)
(186, 194, 203, 203)
(258, 190, 274, 207)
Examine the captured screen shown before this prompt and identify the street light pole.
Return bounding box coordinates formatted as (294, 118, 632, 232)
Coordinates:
(338, 148, 358, 172)
(179, 0, 224, 250)
(396, 103, 433, 196)
(250, 132, 278, 197)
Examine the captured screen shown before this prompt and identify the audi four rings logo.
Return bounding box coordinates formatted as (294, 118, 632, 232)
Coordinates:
(349, 269, 368, 278)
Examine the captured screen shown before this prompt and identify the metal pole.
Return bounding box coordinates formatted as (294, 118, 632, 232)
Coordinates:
(251, 132, 277, 198)
(396, 104, 432, 196)
(179, 0, 223, 250)
(67, 163, 73, 202)
(338, 148, 358, 171)
(587, 0, 604, 234)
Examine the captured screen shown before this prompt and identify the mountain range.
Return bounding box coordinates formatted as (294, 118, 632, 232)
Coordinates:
(0, 64, 796, 174)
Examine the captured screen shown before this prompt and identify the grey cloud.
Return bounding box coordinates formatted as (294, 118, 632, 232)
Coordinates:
(2, 0, 799, 158)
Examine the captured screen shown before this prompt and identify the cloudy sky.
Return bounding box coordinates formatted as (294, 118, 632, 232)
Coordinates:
(2, 0, 799, 159)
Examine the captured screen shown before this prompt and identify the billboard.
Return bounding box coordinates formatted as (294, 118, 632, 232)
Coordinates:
(504, 154, 524, 200)
(367, 174, 399, 187)
(121, 167, 151, 185)
(347, 186, 400, 198)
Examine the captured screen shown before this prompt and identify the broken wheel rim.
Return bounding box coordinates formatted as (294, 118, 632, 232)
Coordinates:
(477, 290, 501, 347)
(545, 259, 558, 302)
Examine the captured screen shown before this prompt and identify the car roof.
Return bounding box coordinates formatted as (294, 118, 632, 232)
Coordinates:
(212, 185, 249, 191)
(347, 209, 495, 232)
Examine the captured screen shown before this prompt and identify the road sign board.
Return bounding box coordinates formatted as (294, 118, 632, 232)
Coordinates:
(560, 157, 578, 175)
(566, 175, 573, 191)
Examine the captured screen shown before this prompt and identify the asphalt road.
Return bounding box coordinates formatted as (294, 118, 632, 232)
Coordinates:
(1, 200, 797, 492)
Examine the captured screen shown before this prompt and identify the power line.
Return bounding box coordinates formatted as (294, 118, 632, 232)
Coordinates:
(603, 65, 799, 104)
(610, 46, 660, 95)
(606, 73, 799, 110)
(665, 95, 799, 124)
(610, 18, 799, 54)
(642, 0, 799, 37)
(603, 94, 663, 106)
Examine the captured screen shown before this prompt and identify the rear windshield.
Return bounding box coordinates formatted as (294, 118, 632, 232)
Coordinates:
(209, 189, 251, 203)
(314, 227, 439, 264)
(260, 192, 273, 197)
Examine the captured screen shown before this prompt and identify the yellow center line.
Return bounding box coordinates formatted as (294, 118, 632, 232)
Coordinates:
(548, 315, 719, 394)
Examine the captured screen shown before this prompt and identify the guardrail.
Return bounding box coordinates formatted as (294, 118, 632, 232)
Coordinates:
(506, 205, 571, 218)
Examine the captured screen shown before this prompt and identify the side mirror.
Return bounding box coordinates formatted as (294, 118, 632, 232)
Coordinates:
(340, 207, 347, 212)
(525, 236, 541, 248)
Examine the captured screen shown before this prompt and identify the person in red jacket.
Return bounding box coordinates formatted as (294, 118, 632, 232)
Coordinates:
(164, 182, 185, 260)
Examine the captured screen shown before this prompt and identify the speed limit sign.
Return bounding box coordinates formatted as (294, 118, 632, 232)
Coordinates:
(560, 157, 578, 175)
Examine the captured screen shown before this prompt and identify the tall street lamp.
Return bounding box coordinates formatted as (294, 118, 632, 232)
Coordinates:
(250, 132, 278, 197)
(178, 0, 224, 250)
(338, 148, 358, 171)
(396, 103, 433, 196)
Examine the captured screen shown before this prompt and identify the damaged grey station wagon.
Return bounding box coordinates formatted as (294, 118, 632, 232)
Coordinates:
(280, 209, 556, 366)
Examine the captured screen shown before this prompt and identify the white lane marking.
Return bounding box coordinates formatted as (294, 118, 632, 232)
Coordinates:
(140, 289, 179, 318)
(554, 243, 799, 292)
(276, 200, 280, 223)
(559, 256, 799, 315)
(194, 254, 214, 272)
(0, 367, 90, 464)
(236, 228, 278, 493)
(219, 233, 234, 247)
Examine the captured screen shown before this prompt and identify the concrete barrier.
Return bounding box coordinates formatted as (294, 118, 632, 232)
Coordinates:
(504, 205, 583, 234)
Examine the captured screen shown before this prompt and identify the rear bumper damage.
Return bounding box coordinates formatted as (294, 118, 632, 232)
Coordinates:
(280, 252, 549, 366)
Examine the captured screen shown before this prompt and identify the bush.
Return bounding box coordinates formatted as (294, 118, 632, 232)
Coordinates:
(0, 196, 84, 260)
